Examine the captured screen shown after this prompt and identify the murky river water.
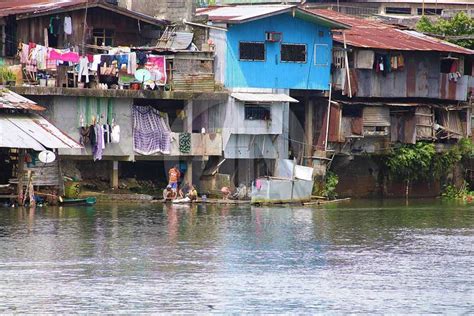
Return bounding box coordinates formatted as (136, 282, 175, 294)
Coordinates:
(0, 200, 472, 313)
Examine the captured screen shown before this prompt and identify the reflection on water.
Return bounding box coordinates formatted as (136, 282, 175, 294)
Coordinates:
(0, 200, 472, 313)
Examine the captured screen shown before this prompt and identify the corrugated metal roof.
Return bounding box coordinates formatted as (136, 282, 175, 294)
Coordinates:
(0, 113, 81, 150)
(0, 0, 167, 26)
(0, 89, 45, 111)
(156, 32, 194, 51)
(232, 92, 299, 103)
(197, 5, 295, 23)
(305, 9, 474, 55)
(197, 5, 350, 29)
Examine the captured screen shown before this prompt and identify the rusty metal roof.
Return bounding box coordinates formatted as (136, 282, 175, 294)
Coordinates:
(0, 113, 82, 150)
(197, 5, 350, 29)
(305, 9, 474, 55)
(0, 0, 167, 26)
(0, 89, 45, 111)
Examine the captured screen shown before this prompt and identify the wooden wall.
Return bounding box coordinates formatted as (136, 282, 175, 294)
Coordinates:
(16, 7, 159, 50)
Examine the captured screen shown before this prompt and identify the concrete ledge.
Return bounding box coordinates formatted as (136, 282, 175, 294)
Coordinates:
(10, 86, 229, 101)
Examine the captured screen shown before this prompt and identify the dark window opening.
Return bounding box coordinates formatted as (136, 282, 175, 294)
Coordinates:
(385, 7, 412, 15)
(281, 43, 306, 63)
(93, 28, 115, 47)
(239, 42, 265, 61)
(342, 106, 362, 117)
(417, 8, 443, 15)
(245, 104, 271, 121)
(440, 57, 458, 74)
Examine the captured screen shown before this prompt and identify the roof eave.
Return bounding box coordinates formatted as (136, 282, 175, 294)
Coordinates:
(295, 8, 351, 29)
(209, 6, 296, 25)
(15, 0, 167, 26)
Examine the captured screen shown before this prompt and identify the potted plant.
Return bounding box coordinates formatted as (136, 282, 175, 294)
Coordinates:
(0, 66, 16, 86)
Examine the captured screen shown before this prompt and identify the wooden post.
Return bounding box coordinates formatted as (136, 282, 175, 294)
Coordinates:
(111, 161, 119, 189)
(304, 98, 314, 165)
(17, 149, 25, 206)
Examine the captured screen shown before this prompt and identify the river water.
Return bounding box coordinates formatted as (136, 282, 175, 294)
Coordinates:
(0, 199, 472, 313)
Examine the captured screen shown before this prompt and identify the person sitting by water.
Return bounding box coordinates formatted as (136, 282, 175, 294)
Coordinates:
(188, 185, 198, 201)
(168, 165, 181, 193)
(178, 183, 190, 199)
(163, 185, 177, 201)
(221, 186, 231, 200)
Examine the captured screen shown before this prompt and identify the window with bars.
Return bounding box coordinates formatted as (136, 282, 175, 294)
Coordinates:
(244, 103, 271, 121)
(239, 42, 265, 61)
(281, 43, 307, 63)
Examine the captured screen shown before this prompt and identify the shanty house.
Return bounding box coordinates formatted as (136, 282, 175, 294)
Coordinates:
(0, 89, 81, 205)
(197, 5, 349, 185)
(304, 8, 474, 198)
(0, 0, 228, 191)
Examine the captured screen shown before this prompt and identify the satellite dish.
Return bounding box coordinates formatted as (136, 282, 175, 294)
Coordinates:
(135, 69, 151, 82)
(38, 150, 56, 164)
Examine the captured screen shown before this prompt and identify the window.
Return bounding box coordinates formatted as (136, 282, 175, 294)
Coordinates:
(281, 44, 307, 63)
(239, 42, 265, 61)
(93, 28, 114, 47)
(314, 44, 329, 66)
(385, 7, 412, 15)
(244, 104, 271, 121)
(417, 8, 443, 15)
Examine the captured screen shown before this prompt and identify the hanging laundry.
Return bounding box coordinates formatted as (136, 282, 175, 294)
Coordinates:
(354, 50, 374, 69)
(132, 105, 171, 155)
(397, 55, 405, 69)
(79, 126, 91, 146)
(91, 54, 102, 71)
(19, 43, 29, 64)
(49, 16, 61, 35)
(49, 49, 80, 63)
(136, 51, 148, 65)
(78, 56, 90, 83)
(179, 133, 191, 154)
(111, 124, 120, 143)
(64, 16, 72, 35)
(127, 52, 137, 75)
(93, 124, 104, 161)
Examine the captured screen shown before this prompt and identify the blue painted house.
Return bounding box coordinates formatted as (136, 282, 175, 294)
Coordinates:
(196, 5, 348, 186)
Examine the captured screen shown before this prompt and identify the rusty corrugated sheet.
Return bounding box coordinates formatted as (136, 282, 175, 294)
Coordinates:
(0, 0, 167, 26)
(0, 89, 45, 111)
(306, 8, 474, 55)
(172, 74, 216, 92)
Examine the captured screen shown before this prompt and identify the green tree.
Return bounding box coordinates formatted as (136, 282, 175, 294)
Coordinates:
(416, 12, 474, 49)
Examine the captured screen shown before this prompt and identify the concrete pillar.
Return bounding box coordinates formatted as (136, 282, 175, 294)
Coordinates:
(185, 100, 193, 185)
(17, 149, 25, 206)
(110, 161, 119, 189)
(304, 98, 314, 162)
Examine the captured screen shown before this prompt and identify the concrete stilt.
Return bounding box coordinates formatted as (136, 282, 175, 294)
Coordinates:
(304, 98, 314, 164)
(111, 161, 119, 189)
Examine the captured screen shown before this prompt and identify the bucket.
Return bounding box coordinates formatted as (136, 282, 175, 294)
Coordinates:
(64, 181, 81, 198)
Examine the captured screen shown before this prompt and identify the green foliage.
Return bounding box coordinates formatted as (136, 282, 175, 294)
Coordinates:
(0, 66, 16, 85)
(416, 12, 474, 49)
(386, 142, 436, 183)
(442, 181, 474, 201)
(323, 171, 339, 200)
(387, 139, 474, 183)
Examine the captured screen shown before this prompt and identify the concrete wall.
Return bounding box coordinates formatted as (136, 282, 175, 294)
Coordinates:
(221, 88, 290, 159)
(118, 0, 195, 23)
